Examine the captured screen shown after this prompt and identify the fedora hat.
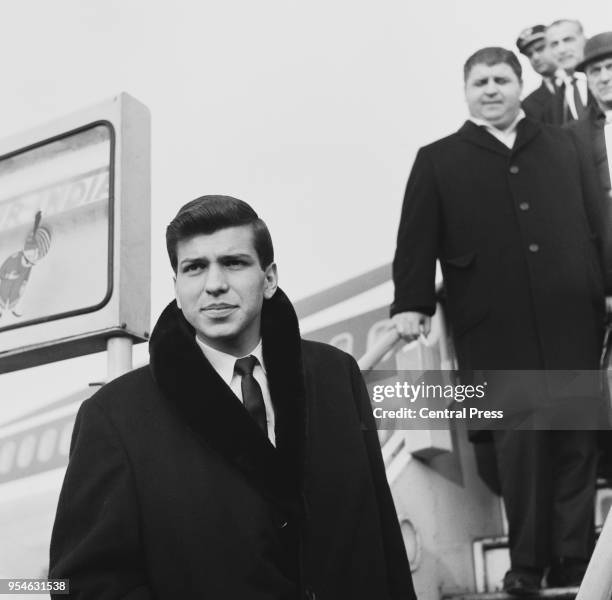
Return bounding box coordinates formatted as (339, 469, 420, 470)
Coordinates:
(576, 32, 612, 72)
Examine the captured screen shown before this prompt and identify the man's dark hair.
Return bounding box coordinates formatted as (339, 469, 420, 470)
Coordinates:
(463, 47, 523, 82)
(166, 195, 274, 272)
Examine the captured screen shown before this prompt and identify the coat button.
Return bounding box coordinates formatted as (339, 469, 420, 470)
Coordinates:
(509, 165, 520, 174)
(519, 202, 530, 211)
(279, 520, 288, 529)
(529, 243, 539, 253)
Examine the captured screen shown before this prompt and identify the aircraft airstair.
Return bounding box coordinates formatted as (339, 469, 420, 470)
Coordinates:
(355, 317, 612, 600)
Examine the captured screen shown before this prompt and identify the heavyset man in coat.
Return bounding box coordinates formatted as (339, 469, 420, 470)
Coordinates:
(391, 47, 610, 596)
(49, 196, 417, 600)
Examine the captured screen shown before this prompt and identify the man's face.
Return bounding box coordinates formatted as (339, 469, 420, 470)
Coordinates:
(585, 56, 612, 111)
(525, 39, 557, 77)
(465, 62, 523, 129)
(547, 22, 586, 73)
(174, 225, 278, 357)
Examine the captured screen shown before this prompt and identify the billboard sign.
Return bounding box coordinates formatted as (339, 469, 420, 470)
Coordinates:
(0, 94, 150, 373)
(0, 124, 112, 328)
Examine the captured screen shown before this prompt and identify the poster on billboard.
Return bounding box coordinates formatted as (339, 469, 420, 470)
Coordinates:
(0, 94, 150, 373)
(0, 124, 112, 329)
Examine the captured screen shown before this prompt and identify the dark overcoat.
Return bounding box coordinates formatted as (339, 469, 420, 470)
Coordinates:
(391, 119, 608, 375)
(49, 290, 415, 600)
(522, 81, 556, 123)
(544, 85, 595, 125)
(567, 105, 612, 196)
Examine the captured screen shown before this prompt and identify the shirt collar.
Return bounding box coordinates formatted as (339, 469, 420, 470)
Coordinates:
(195, 337, 266, 387)
(469, 109, 526, 134)
(543, 76, 556, 94)
(556, 70, 586, 85)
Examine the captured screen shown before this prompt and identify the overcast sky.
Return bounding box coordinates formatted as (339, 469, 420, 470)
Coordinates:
(0, 0, 610, 421)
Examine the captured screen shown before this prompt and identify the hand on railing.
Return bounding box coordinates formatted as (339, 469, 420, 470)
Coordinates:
(601, 310, 612, 369)
(392, 311, 431, 341)
(358, 312, 434, 371)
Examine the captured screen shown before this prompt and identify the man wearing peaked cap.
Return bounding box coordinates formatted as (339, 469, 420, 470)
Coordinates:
(516, 24, 561, 122)
(49, 195, 418, 599)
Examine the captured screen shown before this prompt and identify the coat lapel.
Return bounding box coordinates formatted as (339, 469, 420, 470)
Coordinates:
(457, 120, 510, 157)
(148, 289, 307, 508)
(533, 81, 555, 108)
(540, 80, 554, 100)
(511, 117, 542, 155)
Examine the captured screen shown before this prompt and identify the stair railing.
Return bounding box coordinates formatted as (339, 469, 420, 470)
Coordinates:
(575, 508, 612, 600)
(357, 322, 401, 371)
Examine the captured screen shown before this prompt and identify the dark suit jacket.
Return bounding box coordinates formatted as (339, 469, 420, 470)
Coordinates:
(544, 81, 594, 125)
(49, 290, 416, 600)
(391, 119, 608, 375)
(522, 81, 556, 123)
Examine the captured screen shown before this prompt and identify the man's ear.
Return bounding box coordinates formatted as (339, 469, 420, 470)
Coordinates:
(263, 262, 278, 299)
(173, 275, 182, 309)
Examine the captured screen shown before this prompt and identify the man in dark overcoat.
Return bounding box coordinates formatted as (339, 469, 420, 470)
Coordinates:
(516, 25, 560, 123)
(568, 31, 612, 481)
(568, 32, 612, 200)
(391, 47, 609, 595)
(49, 196, 416, 600)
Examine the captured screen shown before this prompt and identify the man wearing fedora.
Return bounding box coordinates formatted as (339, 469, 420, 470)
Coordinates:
(49, 196, 417, 599)
(516, 25, 561, 123)
(568, 32, 612, 202)
(569, 37, 612, 485)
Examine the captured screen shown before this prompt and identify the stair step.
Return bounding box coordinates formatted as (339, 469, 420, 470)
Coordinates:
(443, 587, 578, 600)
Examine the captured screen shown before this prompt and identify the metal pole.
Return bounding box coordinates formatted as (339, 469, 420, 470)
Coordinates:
(107, 337, 133, 382)
(575, 510, 612, 600)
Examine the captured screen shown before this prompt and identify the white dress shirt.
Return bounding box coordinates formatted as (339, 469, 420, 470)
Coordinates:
(545, 68, 565, 95)
(195, 337, 276, 446)
(469, 109, 526, 149)
(556, 71, 588, 120)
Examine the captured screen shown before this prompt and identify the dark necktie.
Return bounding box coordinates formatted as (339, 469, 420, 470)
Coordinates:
(568, 76, 587, 120)
(235, 356, 267, 435)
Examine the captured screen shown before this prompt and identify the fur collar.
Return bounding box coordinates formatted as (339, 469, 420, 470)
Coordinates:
(148, 288, 307, 508)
